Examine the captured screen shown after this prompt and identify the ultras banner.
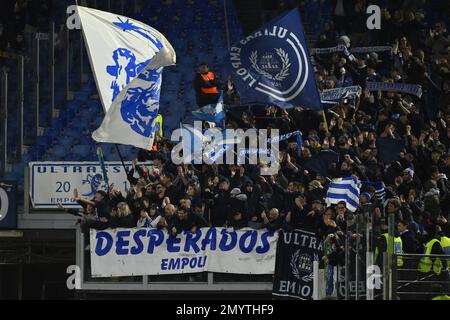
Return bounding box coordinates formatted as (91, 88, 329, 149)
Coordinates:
(272, 229, 323, 300)
(29, 162, 152, 208)
(90, 227, 278, 277)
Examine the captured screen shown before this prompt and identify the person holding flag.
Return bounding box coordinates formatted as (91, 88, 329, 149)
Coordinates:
(193, 62, 222, 108)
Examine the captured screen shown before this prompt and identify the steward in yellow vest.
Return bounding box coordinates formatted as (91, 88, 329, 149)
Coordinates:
(418, 238, 444, 274)
(375, 233, 404, 267)
(418, 226, 449, 275)
(440, 235, 450, 255)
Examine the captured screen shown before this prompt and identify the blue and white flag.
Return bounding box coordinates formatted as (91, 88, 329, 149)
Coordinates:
(78, 6, 176, 150)
(179, 123, 207, 164)
(177, 124, 241, 164)
(268, 130, 301, 144)
(361, 180, 386, 201)
(225, 8, 322, 109)
(192, 93, 225, 124)
(321, 86, 362, 102)
(320, 86, 361, 109)
(326, 176, 361, 212)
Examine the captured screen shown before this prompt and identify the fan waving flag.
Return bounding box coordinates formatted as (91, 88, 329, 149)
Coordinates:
(361, 180, 386, 201)
(78, 6, 176, 150)
(174, 124, 242, 164)
(192, 93, 225, 125)
(326, 176, 362, 212)
(225, 8, 322, 109)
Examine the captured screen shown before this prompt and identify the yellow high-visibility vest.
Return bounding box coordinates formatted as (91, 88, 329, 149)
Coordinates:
(154, 114, 163, 137)
(440, 236, 450, 255)
(375, 233, 404, 267)
(418, 239, 443, 274)
(432, 295, 450, 300)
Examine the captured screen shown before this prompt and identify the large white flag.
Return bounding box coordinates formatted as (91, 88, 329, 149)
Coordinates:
(78, 6, 176, 150)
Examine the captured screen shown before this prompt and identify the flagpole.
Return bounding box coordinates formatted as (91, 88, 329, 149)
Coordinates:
(322, 110, 329, 134)
(96, 146, 110, 194)
(115, 144, 129, 176)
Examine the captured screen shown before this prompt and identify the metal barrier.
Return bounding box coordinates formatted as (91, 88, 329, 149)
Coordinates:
(393, 253, 450, 300)
(0, 68, 7, 177)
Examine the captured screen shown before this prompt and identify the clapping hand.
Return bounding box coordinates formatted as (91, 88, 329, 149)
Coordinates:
(73, 188, 80, 201)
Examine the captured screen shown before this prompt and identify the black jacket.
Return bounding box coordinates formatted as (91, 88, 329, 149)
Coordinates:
(230, 194, 249, 221)
(399, 229, 419, 254)
(109, 215, 136, 229)
(211, 190, 231, 227)
(264, 214, 285, 232)
(172, 213, 208, 235)
(94, 199, 111, 220)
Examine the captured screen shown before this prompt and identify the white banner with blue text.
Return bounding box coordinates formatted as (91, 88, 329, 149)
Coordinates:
(90, 227, 278, 277)
(29, 162, 152, 208)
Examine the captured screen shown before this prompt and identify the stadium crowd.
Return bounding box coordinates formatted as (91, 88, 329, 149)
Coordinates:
(57, 1, 450, 278)
(0, 0, 53, 53)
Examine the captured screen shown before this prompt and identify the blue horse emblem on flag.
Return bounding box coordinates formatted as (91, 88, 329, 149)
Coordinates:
(105, 17, 165, 138)
(106, 48, 150, 102)
(120, 69, 162, 137)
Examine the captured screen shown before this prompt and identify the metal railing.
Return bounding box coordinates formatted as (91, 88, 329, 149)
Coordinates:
(393, 253, 450, 300)
(0, 68, 8, 177)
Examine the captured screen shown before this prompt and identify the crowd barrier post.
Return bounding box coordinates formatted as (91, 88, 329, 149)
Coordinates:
(365, 211, 374, 300)
(387, 212, 395, 300)
(65, 25, 70, 101)
(355, 214, 360, 300)
(344, 214, 350, 300)
(18, 55, 24, 161)
(34, 34, 40, 140)
(0, 68, 7, 177)
(49, 22, 55, 122)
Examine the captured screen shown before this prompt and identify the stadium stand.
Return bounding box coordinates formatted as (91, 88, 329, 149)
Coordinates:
(1, 0, 450, 300)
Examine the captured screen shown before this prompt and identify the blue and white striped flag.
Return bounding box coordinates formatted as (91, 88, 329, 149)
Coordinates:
(361, 180, 386, 201)
(326, 176, 361, 212)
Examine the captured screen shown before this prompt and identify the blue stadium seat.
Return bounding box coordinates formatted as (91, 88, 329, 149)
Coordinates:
(54, 136, 74, 147)
(72, 145, 93, 157)
(8, 0, 240, 181)
(50, 145, 67, 159)
(78, 135, 95, 145)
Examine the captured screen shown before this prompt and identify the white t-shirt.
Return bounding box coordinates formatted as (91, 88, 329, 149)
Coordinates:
(137, 215, 162, 228)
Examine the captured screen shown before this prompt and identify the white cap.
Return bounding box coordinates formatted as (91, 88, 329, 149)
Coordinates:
(230, 188, 241, 196)
(403, 168, 414, 177)
(339, 35, 351, 48)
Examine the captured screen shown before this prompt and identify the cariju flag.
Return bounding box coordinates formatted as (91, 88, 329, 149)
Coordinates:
(225, 8, 322, 109)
